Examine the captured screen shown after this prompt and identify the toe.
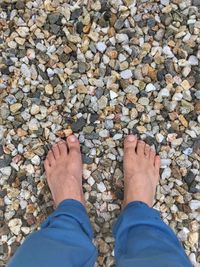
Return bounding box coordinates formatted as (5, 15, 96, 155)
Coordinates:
(67, 135, 80, 155)
(150, 148, 156, 164)
(144, 143, 151, 157)
(57, 140, 68, 156)
(137, 140, 145, 156)
(155, 155, 160, 171)
(44, 159, 51, 171)
(52, 143, 60, 159)
(47, 150, 55, 166)
(124, 135, 137, 153)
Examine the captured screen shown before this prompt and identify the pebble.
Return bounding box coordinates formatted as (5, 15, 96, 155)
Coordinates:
(99, 129, 109, 138)
(156, 133, 164, 143)
(45, 84, 54, 95)
(189, 200, 200, 210)
(0, 167, 12, 176)
(21, 64, 31, 78)
(188, 55, 198, 65)
(161, 167, 171, 179)
(30, 104, 40, 115)
(172, 93, 183, 101)
(5, 95, 17, 105)
(31, 155, 41, 165)
(138, 97, 149, 106)
(145, 83, 156, 92)
(98, 96, 108, 109)
(160, 0, 169, 5)
(163, 46, 174, 58)
(8, 219, 22, 235)
(97, 182, 106, 193)
(71, 117, 86, 132)
(10, 103, 22, 113)
(181, 80, 191, 90)
(120, 69, 132, 79)
(113, 133, 123, 140)
(110, 90, 118, 100)
(96, 42, 107, 53)
(36, 43, 47, 52)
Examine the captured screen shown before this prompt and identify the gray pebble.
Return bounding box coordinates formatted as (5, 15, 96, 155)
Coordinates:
(71, 117, 86, 132)
(0, 155, 12, 168)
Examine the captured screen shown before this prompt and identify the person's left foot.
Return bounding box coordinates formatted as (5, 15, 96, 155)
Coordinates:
(44, 135, 85, 207)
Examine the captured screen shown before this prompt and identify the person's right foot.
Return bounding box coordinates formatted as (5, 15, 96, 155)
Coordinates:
(123, 135, 160, 207)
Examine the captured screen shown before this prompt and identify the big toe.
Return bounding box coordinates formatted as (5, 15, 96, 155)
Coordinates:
(67, 135, 81, 155)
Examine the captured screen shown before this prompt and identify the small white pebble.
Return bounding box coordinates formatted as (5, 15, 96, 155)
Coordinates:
(97, 182, 106, 192)
(120, 69, 132, 79)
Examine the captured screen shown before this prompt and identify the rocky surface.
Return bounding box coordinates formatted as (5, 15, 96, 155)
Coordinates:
(0, 0, 200, 266)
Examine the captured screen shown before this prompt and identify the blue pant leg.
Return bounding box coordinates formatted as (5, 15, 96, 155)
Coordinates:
(7, 199, 97, 267)
(113, 201, 192, 267)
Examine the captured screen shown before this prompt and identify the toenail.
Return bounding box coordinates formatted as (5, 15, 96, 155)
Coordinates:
(68, 135, 77, 142)
(127, 135, 136, 142)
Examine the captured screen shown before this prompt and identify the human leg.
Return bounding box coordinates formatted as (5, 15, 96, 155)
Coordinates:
(113, 135, 192, 267)
(7, 135, 97, 267)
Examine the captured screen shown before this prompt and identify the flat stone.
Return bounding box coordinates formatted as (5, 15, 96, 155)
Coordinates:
(138, 97, 149, 106)
(161, 167, 171, 179)
(31, 155, 40, 165)
(0, 166, 12, 176)
(181, 80, 191, 90)
(97, 182, 106, 192)
(184, 171, 195, 186)
(163, 46, 174, 58)
(8, 219, 22, 235)
(5, 95, 17, 105)
(15, 37, 25, 45)
(10, 103, 22, 113)
(188, 55, 198, 65)
(82, 155, 93, 164)
(145, 83, 156, 92)
(172, 93, 183, 101)
(114, 18, 125, 30)
(161, 0, 169, 5)
(36, 42, 47, 52)
(47, 13, 61, 24)
(110, 90, 118, 100)
(98, 96, 108, 109)
(1, 104, 10, 119)
(71, 117, 86, 132)
(113, 133, 123, 140)
(50, 24, 60, 34)
(30, 104, 40, 115)
(189, 200, 200, 210)
(78, 62, 87, 73)
(16, 0, 26, 9)
(156, 133, 164, 143)
(21, 64, 31, 78)
(96, 42, 107, 53)
(120, 69, 132, 79)
(45, 84, 54, 95)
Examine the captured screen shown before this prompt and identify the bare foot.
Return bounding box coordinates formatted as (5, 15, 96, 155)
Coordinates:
(44, 135, 84, 207)
(123, 135, 160, 207)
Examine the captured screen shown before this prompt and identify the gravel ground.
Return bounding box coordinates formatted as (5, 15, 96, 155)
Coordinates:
(0, 0, 200, 266)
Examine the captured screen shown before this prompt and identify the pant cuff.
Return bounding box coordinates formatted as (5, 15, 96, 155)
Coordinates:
(41, 199, 93, 239)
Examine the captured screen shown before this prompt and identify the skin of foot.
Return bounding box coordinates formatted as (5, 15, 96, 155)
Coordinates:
(44, 135, 85, 207)
(123, 134, 160, 208)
